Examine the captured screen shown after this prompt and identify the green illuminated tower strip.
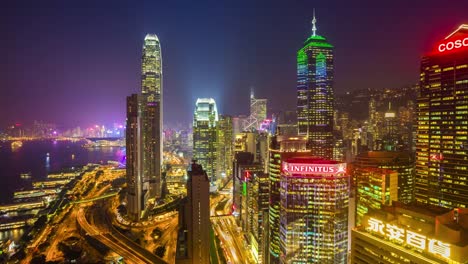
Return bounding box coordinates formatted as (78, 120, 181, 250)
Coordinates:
(297, 33, 335, 159)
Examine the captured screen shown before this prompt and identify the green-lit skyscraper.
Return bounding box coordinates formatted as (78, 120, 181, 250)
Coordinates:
(297, 13, 335, 159)
(141, 34, 163, 199)
(193, 98, 219, 182)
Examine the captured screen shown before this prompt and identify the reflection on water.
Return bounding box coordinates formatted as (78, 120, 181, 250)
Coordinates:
(0, 228, 24, 242)
(0, 139, 125, 242)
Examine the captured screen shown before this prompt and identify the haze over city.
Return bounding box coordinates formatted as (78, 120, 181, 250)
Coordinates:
(1, 1, 468, 264)
(2, 0, 468, 127)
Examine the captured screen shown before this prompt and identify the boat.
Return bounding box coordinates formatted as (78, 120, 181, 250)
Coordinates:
(11, 141, 23, 151)
(20, 173, 32, 179)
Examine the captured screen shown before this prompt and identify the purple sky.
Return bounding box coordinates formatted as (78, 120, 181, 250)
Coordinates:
(1, 0, 468, 128)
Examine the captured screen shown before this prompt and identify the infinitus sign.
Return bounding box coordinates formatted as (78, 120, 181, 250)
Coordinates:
(438, 37, 468, 53)
(282, 162, 346, 175)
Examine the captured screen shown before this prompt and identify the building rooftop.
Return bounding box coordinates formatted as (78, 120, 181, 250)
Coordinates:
(144, 33, 159, 41)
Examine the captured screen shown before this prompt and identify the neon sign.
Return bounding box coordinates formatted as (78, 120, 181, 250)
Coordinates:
(282, 162, 346, 175)
(438, 37, 468, 53)
(367, 217, 451, 259)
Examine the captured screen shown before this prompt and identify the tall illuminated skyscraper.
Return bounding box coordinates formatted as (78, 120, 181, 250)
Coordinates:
(297, 13, 335, 159)
(193, 98, 219, 182)
(268, 136, 311, 263)
(126, 94, 144, 221)
(141, 34, 163, 199)
(415, 25, 468, 209)
(244, 90, 267, 132)
(218, 115, 233, 180)
(280, 157, 349, 263)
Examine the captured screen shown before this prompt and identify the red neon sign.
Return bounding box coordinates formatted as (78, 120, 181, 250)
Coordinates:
(438, 37, 468, 53)
(282, 162, 346, 175)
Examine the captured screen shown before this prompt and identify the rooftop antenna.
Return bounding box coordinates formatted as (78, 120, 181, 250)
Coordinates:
(312, 9, 317, 36)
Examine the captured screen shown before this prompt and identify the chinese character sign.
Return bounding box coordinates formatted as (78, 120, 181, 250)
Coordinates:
(366, 217, 451, 259)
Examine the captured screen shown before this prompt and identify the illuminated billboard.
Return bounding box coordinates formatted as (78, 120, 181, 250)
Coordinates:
(366, 217, 451, 259)
(282, 161, 346, 175)
(434, 24, 468, 54)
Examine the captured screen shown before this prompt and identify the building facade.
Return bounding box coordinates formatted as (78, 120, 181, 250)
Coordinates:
(297, 15, 335, 159)
(141, 34, 163, 199)
(268, 136, 311, 263)
(193, 98, 219, 182)
(351, 203, 468, 264)
(355, 167, 398, 225)
(246, 170, 269, 264)
(415, 24, 468, 209)
(176, 162, 210, 264)
(218, 115, 234, 180)
(126, 94, 144, 221)
(353, 151, 414, 204)
(279, 157, 349, 263)
(244, 90, 267, 132)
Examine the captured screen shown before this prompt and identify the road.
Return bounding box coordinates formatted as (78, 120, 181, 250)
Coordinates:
(90, 202, 167, 264)
(210, 180, 256, 264)
(78, 205, 167, 264)
(76, 207, 147, 263)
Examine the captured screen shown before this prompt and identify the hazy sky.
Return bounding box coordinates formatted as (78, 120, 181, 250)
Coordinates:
(2, 0, 468, 128)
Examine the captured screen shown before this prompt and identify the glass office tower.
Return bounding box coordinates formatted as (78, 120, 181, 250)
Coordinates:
(415, 25, 468, 208)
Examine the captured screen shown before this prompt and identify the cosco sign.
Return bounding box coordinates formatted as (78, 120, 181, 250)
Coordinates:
(438, 37, 468, 52)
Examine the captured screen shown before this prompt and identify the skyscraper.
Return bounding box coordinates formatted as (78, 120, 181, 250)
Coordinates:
(280, 157, 349, 263)
(218, 115, 233, 181)
(353, 151, 414, 204)
(126, 94, 144, 221)
(355, 167, 398, 225)
(176, 162, 210, 264)
(297, 13, 335, 159)
(193, 98, 219, 182)
(415, 24, 468, 209)
(141, 34, 163, 199)
(244, 90, 268, 132)
(268, 136, 312, 263)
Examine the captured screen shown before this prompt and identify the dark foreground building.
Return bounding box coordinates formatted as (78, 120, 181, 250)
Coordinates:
(176, 162, 210, 264)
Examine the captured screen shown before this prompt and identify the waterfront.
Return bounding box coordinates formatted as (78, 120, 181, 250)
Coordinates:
(0, 139, 124, 241)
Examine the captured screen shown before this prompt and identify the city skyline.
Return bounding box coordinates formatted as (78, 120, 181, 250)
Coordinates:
(2, 1, 468, 128)
(1, 3, 468, 263)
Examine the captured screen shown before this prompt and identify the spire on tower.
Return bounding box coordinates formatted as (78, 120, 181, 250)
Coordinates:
(312, 9, 317, 36)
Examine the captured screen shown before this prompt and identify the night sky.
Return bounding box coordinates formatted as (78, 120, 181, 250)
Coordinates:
(2, 0, 468, 128)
